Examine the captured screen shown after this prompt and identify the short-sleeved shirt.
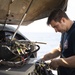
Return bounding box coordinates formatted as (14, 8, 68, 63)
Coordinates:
(58, 21, 75, 75)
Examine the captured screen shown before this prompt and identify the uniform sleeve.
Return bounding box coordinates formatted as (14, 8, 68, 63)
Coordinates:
(60, 33, 65, 48)
(71, 30, 75, 54)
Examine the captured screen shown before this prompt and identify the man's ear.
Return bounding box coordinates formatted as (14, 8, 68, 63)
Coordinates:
(61, 18, 65, 23)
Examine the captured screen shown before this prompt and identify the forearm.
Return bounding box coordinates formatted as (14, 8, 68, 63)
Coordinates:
(58, 55, 75, 68)
(42, 48, 61, 61)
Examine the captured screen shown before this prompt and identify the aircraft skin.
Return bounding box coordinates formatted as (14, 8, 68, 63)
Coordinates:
(0, 0, 68, 25)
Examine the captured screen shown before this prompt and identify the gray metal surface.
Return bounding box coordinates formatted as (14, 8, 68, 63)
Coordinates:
(0, 58, 37, 75)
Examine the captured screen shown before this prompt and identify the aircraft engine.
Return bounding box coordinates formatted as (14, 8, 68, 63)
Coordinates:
(0, 39, 40, 67)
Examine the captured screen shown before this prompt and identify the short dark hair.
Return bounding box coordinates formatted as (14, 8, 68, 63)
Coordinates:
(47, 9, 69, 25)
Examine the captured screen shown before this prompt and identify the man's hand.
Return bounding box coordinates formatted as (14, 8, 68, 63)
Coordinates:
(49, 59, 60, 70)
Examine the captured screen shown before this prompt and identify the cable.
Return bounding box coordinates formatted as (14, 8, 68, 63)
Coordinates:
(11, 0, 34, 41)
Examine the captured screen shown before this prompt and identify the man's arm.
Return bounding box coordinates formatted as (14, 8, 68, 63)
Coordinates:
(49, 55, 75, 70)
(59, 55, 75, 68)
(42, 47, 61, 61)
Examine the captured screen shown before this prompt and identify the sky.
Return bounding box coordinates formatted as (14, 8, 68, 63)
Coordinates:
(13, 0, 75, 33)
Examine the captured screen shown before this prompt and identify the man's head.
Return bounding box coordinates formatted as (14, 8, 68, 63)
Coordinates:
(47, 9, 71, 33)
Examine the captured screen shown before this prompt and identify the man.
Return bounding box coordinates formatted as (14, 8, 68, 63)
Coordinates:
(42, 9, 75, 75)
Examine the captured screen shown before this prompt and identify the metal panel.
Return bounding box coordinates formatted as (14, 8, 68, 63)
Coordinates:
(0, 0, 68, 25)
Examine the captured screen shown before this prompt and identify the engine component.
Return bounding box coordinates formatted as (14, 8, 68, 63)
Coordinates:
(0, 39, 40, 67)
(34, 60, 54, 75)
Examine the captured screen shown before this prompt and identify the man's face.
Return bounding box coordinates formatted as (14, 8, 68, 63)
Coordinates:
(50, 19, 67, 33)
